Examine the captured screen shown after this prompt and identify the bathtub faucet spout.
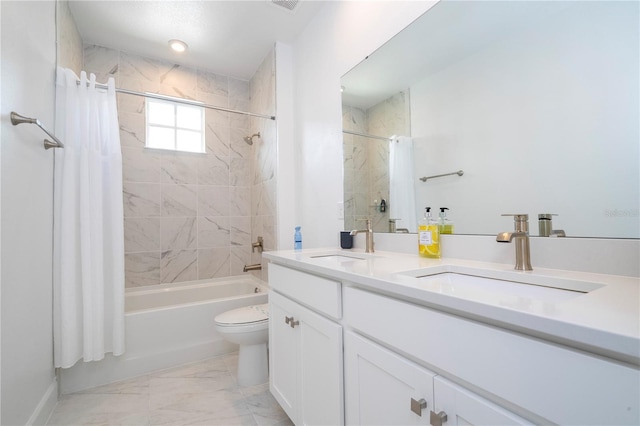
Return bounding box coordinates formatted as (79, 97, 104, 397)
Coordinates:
(243, 263, 262, 272)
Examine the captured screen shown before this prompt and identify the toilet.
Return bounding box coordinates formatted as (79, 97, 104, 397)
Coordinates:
(214, 303, 269, 386)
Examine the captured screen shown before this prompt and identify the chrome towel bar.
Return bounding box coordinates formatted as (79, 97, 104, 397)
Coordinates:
(419, 170, 464, 182)
(10, 111, 64, 150)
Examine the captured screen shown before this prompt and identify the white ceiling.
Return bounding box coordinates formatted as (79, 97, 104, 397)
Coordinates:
(68, 0, 326, 81)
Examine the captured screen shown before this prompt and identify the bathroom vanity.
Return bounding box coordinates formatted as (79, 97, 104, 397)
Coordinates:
(264, 249, 639, 425)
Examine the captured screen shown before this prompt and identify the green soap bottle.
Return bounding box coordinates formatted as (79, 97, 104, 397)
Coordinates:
(439, 207, 454, 234)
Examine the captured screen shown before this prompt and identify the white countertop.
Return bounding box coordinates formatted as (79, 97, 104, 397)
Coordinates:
(263, 248, 640, 365)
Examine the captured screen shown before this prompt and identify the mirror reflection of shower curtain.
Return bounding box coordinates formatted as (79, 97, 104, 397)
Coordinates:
(389, 136, 417, 232)
(53, 67, 125, 368)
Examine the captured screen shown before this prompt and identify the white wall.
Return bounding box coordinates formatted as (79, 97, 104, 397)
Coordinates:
(1, 1, 57, 424)
(290, 1, 436, 248)
(0, 4, 3, 421)
(275, 42, 295, 250)
(411, 1, 639, 238)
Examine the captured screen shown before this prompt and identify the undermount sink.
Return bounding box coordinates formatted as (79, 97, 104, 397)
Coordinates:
(401, 269, 605, 304)
(308, 254, 367, 262)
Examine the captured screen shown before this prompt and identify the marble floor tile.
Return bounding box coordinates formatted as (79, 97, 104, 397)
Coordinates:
(240, 383, 293, 426)
(149, 409, 256, 426)
(47, 354, 291, 426)
(76, 375, 151, 396)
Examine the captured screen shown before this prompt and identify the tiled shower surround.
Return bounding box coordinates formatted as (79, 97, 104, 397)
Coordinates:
(84, 44, 276, 287)
(342, 91, 410, 233)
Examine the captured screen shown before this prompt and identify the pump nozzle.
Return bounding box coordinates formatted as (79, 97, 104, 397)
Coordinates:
(438, 207, 454, 234)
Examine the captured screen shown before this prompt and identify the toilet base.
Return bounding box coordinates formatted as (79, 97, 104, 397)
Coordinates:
(237, 342, 268, 386)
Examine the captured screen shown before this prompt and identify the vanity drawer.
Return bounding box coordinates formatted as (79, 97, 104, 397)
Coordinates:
(343, 286, 639, 425)
(269, 263, 341, 319)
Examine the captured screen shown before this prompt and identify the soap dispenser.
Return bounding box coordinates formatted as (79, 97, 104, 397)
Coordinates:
(418, 207, 440, 258)
(439, 207, 454, 234)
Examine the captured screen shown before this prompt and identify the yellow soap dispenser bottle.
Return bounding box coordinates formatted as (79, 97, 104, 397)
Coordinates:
(418, 207, 441, 258)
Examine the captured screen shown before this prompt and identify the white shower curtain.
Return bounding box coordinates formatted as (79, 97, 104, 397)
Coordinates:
(389, 136, 418, 233)
(53, 67, 125, 368)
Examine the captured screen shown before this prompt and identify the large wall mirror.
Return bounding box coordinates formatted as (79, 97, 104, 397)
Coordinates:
(342, 0, 639, 239)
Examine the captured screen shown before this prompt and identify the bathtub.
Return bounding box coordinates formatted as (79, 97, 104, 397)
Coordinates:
(59, 275, 268, 394)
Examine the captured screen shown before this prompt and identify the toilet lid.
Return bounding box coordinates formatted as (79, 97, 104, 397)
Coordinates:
(215, 304, 269, 325)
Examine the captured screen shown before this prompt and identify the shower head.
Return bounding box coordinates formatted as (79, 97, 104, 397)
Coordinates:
(244, 132, 261, 145)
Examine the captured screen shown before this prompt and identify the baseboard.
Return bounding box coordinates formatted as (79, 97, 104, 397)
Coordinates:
(60, 339, 237, 394)
(27, 378, 58, 426)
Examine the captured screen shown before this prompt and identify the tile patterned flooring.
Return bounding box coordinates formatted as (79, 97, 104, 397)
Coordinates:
(47, 353, 293, 426)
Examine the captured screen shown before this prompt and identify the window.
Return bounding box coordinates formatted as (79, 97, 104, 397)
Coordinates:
(145, 97, 205, 153)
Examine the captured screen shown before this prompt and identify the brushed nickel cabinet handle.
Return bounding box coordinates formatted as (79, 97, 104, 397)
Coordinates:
(430, 410, 448, 426)
(284, 316, 299, 328)
(410, 398, 427, 416)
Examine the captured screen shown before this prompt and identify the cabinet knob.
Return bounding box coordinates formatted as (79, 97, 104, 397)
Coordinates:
(430, 410, 448, 426)
(285, 316, 293, 325)
(410, 398, 427, 416)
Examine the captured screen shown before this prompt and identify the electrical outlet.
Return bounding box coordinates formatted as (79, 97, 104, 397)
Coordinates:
(337, 202, 344, 219)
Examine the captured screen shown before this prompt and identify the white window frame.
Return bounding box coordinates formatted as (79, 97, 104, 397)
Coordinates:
(145, 97, 205, 153)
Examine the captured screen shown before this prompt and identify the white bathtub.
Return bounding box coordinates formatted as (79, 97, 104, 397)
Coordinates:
(60, 275, 268, 394)
(125, 275, 267, 312)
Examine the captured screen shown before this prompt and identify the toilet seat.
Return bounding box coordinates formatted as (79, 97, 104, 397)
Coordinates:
(214, 303, 269, 326)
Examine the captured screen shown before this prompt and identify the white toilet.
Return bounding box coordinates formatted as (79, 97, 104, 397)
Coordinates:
(214, 303, 269, 386)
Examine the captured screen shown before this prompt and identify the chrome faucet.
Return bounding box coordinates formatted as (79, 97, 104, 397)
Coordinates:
(497, 214, 533, 271)
(351, 218, 375, 253)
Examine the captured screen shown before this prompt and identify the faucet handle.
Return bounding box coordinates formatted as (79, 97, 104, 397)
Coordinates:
(501, 214, 529, 220)
(501, 214, 529, 232)
(538, 213, 558, 220)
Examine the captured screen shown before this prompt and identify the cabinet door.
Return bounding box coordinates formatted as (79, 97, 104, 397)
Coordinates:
(270, 291, 344, 425)
(298, 296, 344, 426)
(345, 331, 435, 425)
(433, 376, 532, 426)
(269, 292, 299, 422)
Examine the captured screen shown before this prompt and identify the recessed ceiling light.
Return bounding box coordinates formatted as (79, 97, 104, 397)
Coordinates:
(169, 39, 188, 53)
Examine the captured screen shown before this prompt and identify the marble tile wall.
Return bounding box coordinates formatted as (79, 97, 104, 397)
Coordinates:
(342, 105, 370, 232)
(249, 50, 277, 280)
(56, 0, 83, 75)
(343, 90, 409, 233)
(84, 44, 273, 287)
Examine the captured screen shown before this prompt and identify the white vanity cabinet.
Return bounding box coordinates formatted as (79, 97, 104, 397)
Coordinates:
(268, 264, 343, 426)
(343, 286, 640, 425)
(265, 255, 639, 426)
(345, 331, 531, 426)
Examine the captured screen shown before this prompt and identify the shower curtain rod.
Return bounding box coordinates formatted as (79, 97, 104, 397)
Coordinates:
(78, 80, 276, 121)
(342, 130, 393, 142)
